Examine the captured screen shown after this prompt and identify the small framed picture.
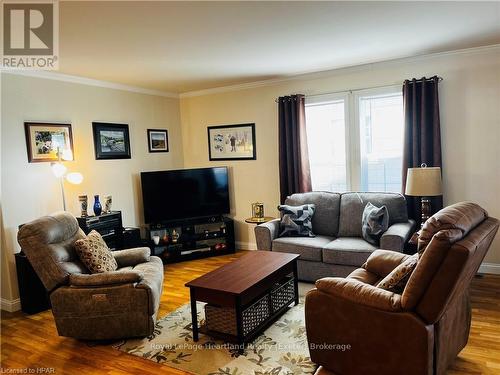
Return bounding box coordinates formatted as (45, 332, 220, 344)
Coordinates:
(24, 122, 74, 163)
(207, 123, 256, 161)
(147, 129, 169, 153)
(92, 122, 131, 160)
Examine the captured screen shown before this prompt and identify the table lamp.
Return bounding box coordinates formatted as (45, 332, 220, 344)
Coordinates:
(405, 164, 442, 226)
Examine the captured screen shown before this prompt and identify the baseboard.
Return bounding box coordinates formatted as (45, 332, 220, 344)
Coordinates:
(1, 298, 21, 312)
(236, 241, 258, 251)
(478, 262, 500, 275)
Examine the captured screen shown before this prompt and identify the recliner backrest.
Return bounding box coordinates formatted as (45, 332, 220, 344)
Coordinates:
(401, 202, 498, 323)
(17, 212, 89, 292)
(285, 192, 341, 237)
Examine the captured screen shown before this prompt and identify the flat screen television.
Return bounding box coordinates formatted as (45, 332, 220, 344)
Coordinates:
(141, 167, 230, 223)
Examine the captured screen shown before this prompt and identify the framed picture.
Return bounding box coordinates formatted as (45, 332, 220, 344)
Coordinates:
(24, 122, 74, 163)
(147, 129, 169, 153)
(92, 122, 131, 160)
(207, 123, 256, 161)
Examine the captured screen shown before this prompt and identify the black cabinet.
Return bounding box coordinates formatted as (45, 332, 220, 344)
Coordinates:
(77, 211, 124, 250)
(15, 252, 51, 314)
(148, 216, 235, 264)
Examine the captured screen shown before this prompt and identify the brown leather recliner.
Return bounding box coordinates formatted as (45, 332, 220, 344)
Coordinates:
(17, 212, 164, 340)
(305, 202, 499, 375)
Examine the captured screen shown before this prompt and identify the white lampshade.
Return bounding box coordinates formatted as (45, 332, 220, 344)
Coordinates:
(66, 172, 83, 184)
(405, 166, 442, 196)
(51, 162, 67, 178)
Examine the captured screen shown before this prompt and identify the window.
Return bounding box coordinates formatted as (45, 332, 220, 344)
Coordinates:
(305, 87, 404, 193)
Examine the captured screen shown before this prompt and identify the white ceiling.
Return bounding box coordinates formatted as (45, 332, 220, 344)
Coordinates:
(58, 1, 500, 94)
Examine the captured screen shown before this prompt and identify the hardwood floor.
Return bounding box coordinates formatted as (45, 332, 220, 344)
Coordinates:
(1, 251, 500, 374)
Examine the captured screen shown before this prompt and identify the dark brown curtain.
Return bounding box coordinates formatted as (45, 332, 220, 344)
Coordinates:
(402, 76, 443, 226)
(278, 94, 312, 203)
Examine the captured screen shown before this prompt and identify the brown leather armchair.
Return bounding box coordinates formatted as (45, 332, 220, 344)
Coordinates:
(17, 212, 164, 340)
(305, 202, 499, 375)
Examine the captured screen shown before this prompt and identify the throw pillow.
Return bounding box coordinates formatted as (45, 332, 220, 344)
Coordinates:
(278, 204, 316, 237)
(75, 230, 118, 273)
(376, 253, 419, 293)
(362, 202, 389, 245)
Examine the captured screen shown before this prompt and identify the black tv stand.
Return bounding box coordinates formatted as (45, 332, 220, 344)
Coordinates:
(147, 216, 235, 264)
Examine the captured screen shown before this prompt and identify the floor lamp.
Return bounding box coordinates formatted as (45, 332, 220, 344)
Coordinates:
(405, 164, 442, 227)
(51, 150, 83, 211)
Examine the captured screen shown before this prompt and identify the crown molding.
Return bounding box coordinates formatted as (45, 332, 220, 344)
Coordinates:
(0, 70, 179, 99)
(179, 43, 500, 98)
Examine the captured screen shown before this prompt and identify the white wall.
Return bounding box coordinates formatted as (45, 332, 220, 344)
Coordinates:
(180, 46, 500, 263)
(1, 73, 183, 306)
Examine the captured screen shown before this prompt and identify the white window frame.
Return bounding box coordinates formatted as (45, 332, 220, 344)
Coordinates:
(305, 85, 403, 192)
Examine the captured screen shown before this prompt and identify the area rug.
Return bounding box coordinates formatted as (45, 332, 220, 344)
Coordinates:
(113, 284, 316, 375)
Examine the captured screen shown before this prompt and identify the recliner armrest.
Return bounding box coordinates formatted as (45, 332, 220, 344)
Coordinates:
(113, 247, 150, 267)
(315, 277, 402, 312)
(380, 220, 416, 251)
(69, 271, 143, 287)
(363, 249, 410, 278)
(254, 219, 281, 251)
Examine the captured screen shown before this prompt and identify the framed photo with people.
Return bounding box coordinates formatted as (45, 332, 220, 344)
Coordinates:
(207, 123, 256, 161)
(24, 122, 74, 163)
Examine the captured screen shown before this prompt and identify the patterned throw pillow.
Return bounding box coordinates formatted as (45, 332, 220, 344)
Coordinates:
(376, 253, 419, 293)
(278, 204, 316, 237)
(362, 202, 389, 245)
(75, 230, 118, 273)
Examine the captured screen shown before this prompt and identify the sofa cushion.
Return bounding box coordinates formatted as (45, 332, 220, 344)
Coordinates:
(285, 192, 341, 237)
(272, 235, 334, 262)
(278, 204, 316, 237)
(338, 192, 408, 237)
(74, 230, 118, 273)
(322, 237, 377, 267)
(377, 253, 419, 293)
(362, 202, 389, 245)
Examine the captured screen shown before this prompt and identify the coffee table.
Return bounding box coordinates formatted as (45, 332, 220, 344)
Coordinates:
(185, 250, 299, 351)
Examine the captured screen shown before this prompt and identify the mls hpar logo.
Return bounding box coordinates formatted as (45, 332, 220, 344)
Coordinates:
(2, 1, 59, 69)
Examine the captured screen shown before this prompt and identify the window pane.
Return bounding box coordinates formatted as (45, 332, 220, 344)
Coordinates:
(359, 93, 404, 193)
(305, 100, 347, 192)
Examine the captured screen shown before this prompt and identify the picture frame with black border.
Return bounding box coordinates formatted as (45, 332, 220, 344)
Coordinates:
(92, 122, 131, 160)
(207, 123, 256, 161)
(147, 129, 169, 153)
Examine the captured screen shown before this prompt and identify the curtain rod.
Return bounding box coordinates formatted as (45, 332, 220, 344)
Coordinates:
(275, 76, 443, 102)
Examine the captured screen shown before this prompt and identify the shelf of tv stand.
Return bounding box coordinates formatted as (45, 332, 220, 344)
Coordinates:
(147, 216, 235, 264)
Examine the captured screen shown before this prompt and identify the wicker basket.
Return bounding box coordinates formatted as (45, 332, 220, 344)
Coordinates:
(205, 294, 271, 336)
(270, 277, 295, 313)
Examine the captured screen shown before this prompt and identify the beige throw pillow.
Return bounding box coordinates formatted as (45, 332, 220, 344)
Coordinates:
(376, 253, 419, 293)
(75, 230, 118, 273)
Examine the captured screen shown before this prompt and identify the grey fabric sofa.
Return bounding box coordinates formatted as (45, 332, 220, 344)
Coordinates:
(17, 212, 164, 340)
(255, 192, 415, 282)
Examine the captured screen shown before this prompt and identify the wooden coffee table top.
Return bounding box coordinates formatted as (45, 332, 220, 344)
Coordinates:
(185, 250, 299, 295)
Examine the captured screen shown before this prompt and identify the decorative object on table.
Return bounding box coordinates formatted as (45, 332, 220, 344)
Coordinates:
(152, 235, 160, 245)
(251, 202, 264, 218)
(104, 195, 112, 213)
(405, 163, 442, 227)
(50, 148, 83, 211)
(147, 129, 169, 153)
(171, 229, 179, 243)
(278, 204, 316, 237)
(162, 232, 169, 244)
(78, 195, 88, 217)
(361, 202, 389, 245)
(93, 195, 102, 216)
(92, 122, 131, 160)
(207, 123, 256, 161)
(24, 122, 74, 163)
